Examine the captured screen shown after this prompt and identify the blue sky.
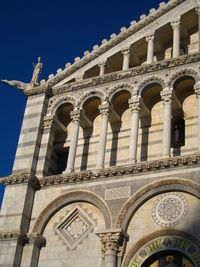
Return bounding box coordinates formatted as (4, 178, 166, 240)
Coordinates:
(0, 0, 165, 205)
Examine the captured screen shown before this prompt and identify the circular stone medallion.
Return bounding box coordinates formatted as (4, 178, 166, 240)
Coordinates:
(152, 192, 188, 227)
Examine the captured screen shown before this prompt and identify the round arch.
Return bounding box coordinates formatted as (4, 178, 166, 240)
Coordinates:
(49, 95, 76, 116)
(107, 82, 134, 101)
(123, 230, 200, 267)
(77, 89, 106, 108)
(169, 68, 199, 88)
(32, 190, 112, 234)
(115, 178, 200, 230)
(137, 76, 166, 97)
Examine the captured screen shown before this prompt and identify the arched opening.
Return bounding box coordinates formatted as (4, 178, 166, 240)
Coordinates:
(140, 83, 162, 161)
(141, 250, 194, 267)
(107, 90, 131, 167)
(172, 76, 196, 156)
(77, 96, 102, 171)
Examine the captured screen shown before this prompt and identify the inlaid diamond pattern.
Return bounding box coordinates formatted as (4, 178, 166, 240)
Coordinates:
(55, 205, 95, 249)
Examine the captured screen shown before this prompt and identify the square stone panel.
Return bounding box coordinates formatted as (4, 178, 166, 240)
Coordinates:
(55, 205, 95, 250)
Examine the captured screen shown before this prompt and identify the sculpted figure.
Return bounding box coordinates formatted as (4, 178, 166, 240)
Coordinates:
(1, 79, 28, 91)
(31, 56, 43, 86)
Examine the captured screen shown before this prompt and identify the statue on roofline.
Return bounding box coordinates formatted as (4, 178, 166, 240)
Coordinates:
(1, 57, 43, 91)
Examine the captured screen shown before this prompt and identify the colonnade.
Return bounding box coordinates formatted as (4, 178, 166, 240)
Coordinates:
(62, 83, 200, 173)
(96, 13, 200, 76)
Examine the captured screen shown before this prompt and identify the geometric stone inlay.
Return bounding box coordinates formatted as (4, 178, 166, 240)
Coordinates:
(105, 186, 130, 200)
(55, 205, 95, 250)
(152, 192, 188, 227)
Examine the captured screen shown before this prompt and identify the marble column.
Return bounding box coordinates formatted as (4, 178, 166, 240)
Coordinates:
(65, 109, 81, 172)
(161, 89, 173, 158)
(146, 34, 154, 64)
(194, 83, 200, 152)
(196, 7, 200, 52)
(96, 230, 128, 267)
(171, 18, 181, 58)
(129, 98, 141, 163)
(99, 62, 106, 76)
(96, 102, 110, 168)
(122, 48, 130, 70)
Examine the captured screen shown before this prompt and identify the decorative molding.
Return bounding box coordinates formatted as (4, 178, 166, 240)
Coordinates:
(96, 229, 129, 257)
(0, 172, 40, 190)
(123, 230, 200, 267)
(26, 53, 200, 97)
(38, 153, 200, 188)
(0, 231, 27, 245)
(105, 187, 130, 201)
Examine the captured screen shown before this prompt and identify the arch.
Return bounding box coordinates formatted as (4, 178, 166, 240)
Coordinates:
(123, 230, 200, 267)
(115, 178, 200, 230)
(32, 190, 112, 234)
(77, 89, 106, 108)
(107, 82, 134, 101)
(169, 68, 199, 88)
(48, 95, 76, 116)
(137, 76, 166, 96)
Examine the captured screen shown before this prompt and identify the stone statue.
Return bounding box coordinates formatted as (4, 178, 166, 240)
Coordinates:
(1, 79, 28, 91)
(1, 57, 43, 91)
(173, 124, 180, 147)
(31, 57, 43, 86)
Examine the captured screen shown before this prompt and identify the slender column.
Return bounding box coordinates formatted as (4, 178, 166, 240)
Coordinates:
(194, 83, 200, 152)
(96, 230, 128, 267)
(99, 62, 106, 76)
(96, 102, 110, 168)
(146, 34, 154, 64)
(128, 98, 141, 163)
(122, 48, 130, 70)
(161, 89, 173, 158)
(171, 18, 181, 58)
(196, 7, 200, 52)
(65, 110, 81, 172)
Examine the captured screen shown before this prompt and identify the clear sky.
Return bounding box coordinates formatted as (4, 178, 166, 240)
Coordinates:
(0, 0, 166, 206)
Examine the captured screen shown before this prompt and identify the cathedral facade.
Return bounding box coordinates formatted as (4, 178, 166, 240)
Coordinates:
(1, 0, 200, 266)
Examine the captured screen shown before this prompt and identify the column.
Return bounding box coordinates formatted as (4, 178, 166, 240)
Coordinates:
(146, 33, 154, 64)
(99, 61, 106, 76)
(161, 89, 173, 158)
(65, 109, 81, 172)
(196, 7, 200, 52)
(129, 98, 141, 163)
(96, 230, 128, 267)
(171, 18, 181, 58)
(122, 48, 130, 70)
(194, 83, 200, 152)
(96, 102, 110, 169)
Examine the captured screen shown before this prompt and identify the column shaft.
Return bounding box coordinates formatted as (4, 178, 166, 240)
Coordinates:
(105, 254, 117, 267)
(122, 49, 130, 70)
(171, 19, 180, 58)
(194, 84, 200, 152)
(99, 63, 106, 76)
(146, 34, 154, 64)
(161, 91, 172, 158)
(66, 111, 80, 172)
(97, 104, 109, 168)
(129, 99, 141, 163)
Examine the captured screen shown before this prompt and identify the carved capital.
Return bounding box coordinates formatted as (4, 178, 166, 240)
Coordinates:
(70, 109, 81, 123)
(43, 115, 57, 130)
(99, 102, 110, 117)
(146, 33, 154, 42)
(161, 89, 173, 103)
(194, 83, 200, 96)
(121, 48, 130, 56)
(129, 98, 142, 112)
(27, 233, 46, 248)
(195, 6, 200, 16)
(171, 18, 181, 30)
(96, 229, 128, 257)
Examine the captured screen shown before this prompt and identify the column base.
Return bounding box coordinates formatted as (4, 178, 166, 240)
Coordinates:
(62, 168, 74, 174)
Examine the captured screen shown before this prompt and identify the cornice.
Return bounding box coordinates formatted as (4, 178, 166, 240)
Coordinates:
(39, 153, 200, 188)
(28, 0, 186, 96)
(0, 172, 40, 190)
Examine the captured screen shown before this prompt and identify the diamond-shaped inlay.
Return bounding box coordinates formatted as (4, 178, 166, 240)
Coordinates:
(55, 205, 95, 249)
